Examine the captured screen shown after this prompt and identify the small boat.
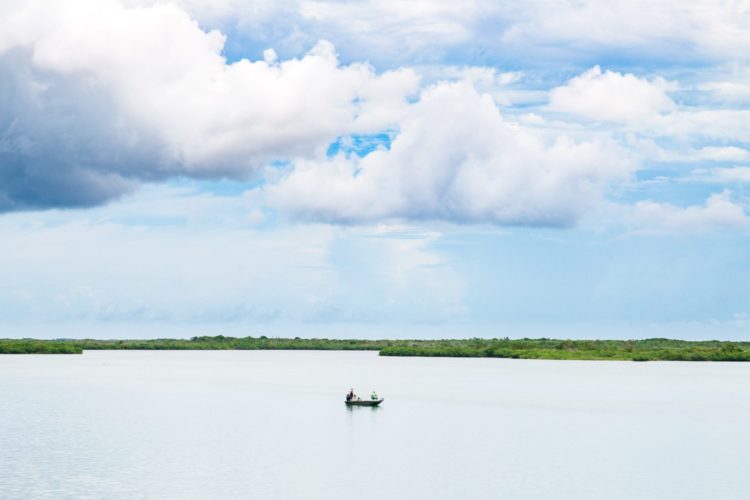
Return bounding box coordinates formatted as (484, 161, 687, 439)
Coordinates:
(345, 398, 384, 407)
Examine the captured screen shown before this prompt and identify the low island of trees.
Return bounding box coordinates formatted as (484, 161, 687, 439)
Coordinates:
(1, 336, 750, 361)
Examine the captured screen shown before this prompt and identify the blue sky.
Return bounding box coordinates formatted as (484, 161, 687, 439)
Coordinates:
(1, 0, 750, 339)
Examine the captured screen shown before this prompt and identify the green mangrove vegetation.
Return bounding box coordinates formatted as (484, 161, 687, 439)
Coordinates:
(377, 337, 750, 361)
(1, 336, 750, 361)
(0, 339, 83, 354)
(0, 336, 386, 355)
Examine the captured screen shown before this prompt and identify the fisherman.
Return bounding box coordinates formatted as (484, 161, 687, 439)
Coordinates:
(346, 388, 355, 401)
(371, 390, 378, 400)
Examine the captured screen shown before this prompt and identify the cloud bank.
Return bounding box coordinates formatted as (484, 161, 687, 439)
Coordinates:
(123, 0, 750, 67)
(1, 0, 748, 232)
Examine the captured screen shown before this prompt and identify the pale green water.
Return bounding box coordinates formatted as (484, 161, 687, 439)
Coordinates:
(1, 350, 748, 499)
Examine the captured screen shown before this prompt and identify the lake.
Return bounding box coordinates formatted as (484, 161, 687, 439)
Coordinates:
(1, 350, 748, 499)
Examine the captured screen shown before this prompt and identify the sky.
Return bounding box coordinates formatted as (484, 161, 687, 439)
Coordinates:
(1, 0, 750, 340)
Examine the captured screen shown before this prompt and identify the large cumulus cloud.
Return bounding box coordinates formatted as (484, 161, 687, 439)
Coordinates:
(260, 81, 634, 226)
(0, 0, 417, 210)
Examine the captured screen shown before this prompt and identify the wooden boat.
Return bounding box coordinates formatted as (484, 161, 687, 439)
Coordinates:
(345, 398, 384, 407)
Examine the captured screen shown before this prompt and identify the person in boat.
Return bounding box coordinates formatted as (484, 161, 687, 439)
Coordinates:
(371, 391, 378, 400)
(346, 388, 355, 401)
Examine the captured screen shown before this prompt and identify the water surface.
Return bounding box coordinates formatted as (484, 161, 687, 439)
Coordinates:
(1, 351, 748, 499)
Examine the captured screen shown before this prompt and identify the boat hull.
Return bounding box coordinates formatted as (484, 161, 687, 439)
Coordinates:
(345, 398, 384, 406)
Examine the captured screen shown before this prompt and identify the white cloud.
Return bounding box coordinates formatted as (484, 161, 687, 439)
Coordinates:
(697, 147, 750, 163)
(646, 145, 750, 167)
(61, 3, 415, 163)
(0, 0, 418, 209)
(120, 0, 484, 69)
(652, 109, 750, 143)
(132, 0, 750, 67)
(626, 191, 750, 234)
(545, 68, 750, 160)
(1, 0, 747, 230)
(683, 166, 750, 186)
(548, 66, 677, 122)
(298, 0, 478, 54)
(261, 81, 634, 226)
(708, 167, 750, 184)
(502, 0, 750, 63)
(699, 80, 750, 103)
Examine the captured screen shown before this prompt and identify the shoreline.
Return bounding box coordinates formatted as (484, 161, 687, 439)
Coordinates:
(2, 336, 750, 361)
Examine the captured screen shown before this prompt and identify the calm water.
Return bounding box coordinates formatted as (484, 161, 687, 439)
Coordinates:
(1, 350, 749, 500)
